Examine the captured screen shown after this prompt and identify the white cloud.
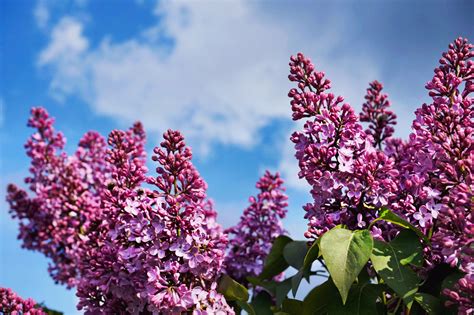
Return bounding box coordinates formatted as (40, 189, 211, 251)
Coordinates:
(33, 0, 50, 29)
(37, 0, 379, 156)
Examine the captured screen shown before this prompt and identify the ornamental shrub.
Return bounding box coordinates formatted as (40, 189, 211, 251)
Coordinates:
(5, 37, 473, 315)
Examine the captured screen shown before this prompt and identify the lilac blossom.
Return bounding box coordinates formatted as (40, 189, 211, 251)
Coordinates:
(6, 107, 110, 288)
(360, 80, 397, 148)
(288, 37, 473, 314)
(288, 53, 399, 240)
(0, 287, 45, 314)
(76, 129, 233, 314)
(224, 171, 288, 284)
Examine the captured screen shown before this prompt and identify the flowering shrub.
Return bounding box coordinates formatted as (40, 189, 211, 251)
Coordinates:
(5, 37, 472, 314)
(0, 288, 46, 314)
(224, 171, 288, 284)
(6, 108, 110, 288)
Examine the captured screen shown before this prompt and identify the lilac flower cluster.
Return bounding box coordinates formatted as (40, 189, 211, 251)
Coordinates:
(360, 80, 397, 149)
(76, 129, 232, 314)
(288, 53, 399, 239)
(7, 109, 232, 313)
(224, 171, 288, 284)
(6, 107, 109, 288)
(288, 37, 473, 313)
(0, 287, 45, 314)
(411, 37, 473, 313)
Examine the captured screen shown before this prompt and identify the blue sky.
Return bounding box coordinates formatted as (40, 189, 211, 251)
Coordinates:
(0, 0, 472, 313)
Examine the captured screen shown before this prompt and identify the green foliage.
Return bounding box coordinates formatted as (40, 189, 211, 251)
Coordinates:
(370, 239, 421, 306)
(38, 305, 63, 315)
(414, 293, 442, 315)
(320, 228, 373, 304)
(218, 274, 249, 302)
(390, 230, 423, 267)
(259, 235, 293, 279)
(223, 218, 456, 314)
(283, 241, 308, 270)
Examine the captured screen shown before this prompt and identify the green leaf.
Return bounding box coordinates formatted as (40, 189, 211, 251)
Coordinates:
(247, 277, 292, 307)
(283, 241, 309, 270)
(369, 208, 428, 243)
(320, 228, 373, 304)
(370, 239, 420, 306)
(414, 293, 442, 315)
(259, 235, 293, 279)
(302, 280, 334, 315)
(282, 298, 304, 315)
(236, 301, 256, 315)
(38, 305, 63, 315)
(217, 274, 249, 302)
(303, 241, 319, 269)
(327, 283, 385, 315)
(250, 291, 273, 315)
(291, 270, 304, 297)
(291, 241, 318, 296)
(275, 277, 293, 307)
(390, 230, 423, 267)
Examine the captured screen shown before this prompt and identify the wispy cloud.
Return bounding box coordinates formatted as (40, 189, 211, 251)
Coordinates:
(37, 0, 379, 156)
(33, 0, 50, 30)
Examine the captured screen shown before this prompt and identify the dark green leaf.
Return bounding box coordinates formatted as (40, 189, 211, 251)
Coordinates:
(291, 241, 318, 296)
(369, 208, 428, 243)
(303, 241, 319, 269)
(282, 298, 304, 315)
(302, 280, 334, 315)
(250, 291, 273, 315)
(327, 283, 385, 315)
(276, 277, 293, 307)
(291, 269, 305, 297)
(390, 230, 423, 267)
(370, 239, 420, 306)
(320, 228, 373, 304)
(217, 274, 249, 302)
(236, 301, 256, 315)
(38, 305, 63, 315)
(414, 293, 442, 315)
(259, 235, 293, 279)
(283, 241, 309, 270)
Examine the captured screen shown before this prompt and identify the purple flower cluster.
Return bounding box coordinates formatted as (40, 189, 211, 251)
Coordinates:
(224, 171, 288, 284)
(360, 80, 397, 149)
(0, 287, 45, 314)
(288, 53, 399, 239)
(411, 37, 473, 313)
(76, 129, 232, 314)
(288, 37, 473, 313)
(6, 107, 109, 288)
(7, 109, 232, 313)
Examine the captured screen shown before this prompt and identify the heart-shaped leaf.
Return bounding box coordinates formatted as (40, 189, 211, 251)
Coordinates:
(320, 228, 373, 304)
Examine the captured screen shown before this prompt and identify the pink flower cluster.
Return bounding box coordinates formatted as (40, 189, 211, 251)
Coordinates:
(6, 107, 109, 288)
(75, 129, 232, 314)
(288, 53, 399, 239)
(360, 80, 397, 149)
(224, 171, 288, 284)
(288, 37, 473, 313)
(7, 110, 232, 313)
(0, 287, 45, 314)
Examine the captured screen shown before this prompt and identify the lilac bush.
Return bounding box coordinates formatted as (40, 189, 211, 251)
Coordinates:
(288, 37, 473, 313)
(5, 36, 472, 315)
(6, 107, 110, 288)
(288, 53, 399, 240)
(0, 287, 45, 314)
(76, 129, 232, 314)
(224, 171, 288, 284)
